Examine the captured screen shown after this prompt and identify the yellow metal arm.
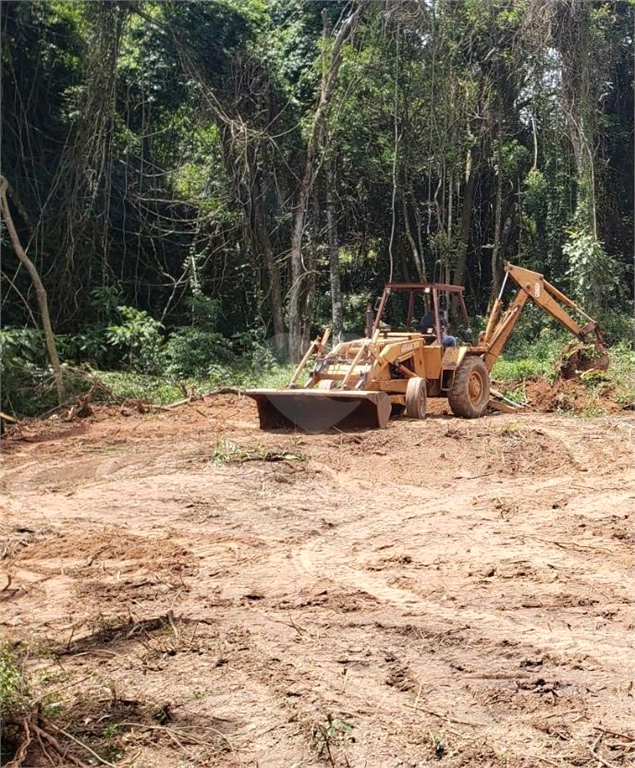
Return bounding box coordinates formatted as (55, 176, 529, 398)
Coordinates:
(482, 263, 604, 372)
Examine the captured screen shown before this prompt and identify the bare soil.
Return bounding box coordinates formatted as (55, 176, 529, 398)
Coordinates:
(1, 393, 634, 768)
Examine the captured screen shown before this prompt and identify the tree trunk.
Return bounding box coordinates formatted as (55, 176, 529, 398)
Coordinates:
(326, 161, 343, 344)
(452, 146, 477, 288)
(491, 122, 504, 300)
(557, 0, 599, 239)
(1, 176, 65, 405)
(288, 1, 368, 361)
(401, 188, 423, 281)
(409, 178, 426, 281)
(252, 177, 285, 354)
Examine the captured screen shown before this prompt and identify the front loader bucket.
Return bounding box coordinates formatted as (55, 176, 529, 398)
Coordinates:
(245, 389, 391, 433)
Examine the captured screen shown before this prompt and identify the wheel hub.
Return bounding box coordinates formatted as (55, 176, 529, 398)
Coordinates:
(468, 373, 483, 402)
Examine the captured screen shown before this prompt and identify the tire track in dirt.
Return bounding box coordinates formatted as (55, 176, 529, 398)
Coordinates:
(2, 403, 634, 767)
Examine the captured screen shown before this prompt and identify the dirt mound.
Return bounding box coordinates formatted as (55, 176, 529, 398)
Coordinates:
(17, 530, 196, 575)
(556, 340, 609, 380)
(523, 377, 626, 413)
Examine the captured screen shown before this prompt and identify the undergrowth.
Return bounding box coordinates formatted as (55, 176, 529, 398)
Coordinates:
(0, 642, 28, 720)
(2, 313, 632, 417)
(493, 341, 634, 411)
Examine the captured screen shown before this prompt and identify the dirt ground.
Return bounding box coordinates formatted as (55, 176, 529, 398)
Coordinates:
(1, 392, 634, 768)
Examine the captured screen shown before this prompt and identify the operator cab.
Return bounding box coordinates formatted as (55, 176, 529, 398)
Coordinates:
(366, 282, 470, 345)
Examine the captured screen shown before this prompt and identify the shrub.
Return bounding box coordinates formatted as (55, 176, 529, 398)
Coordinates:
(0, 328, 89, 415)
(106, 306, 164, 373)
(163, 326, 233, 377)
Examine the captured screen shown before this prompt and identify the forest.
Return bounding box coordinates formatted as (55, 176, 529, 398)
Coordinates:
(1, 0, 634, 414)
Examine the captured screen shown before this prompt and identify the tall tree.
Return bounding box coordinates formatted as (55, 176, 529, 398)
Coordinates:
(288, 1, 368, 361)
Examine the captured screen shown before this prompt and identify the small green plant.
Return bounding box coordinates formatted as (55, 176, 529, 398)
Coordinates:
(212, 438, 265, 464)
(311, 714, 354, 766)
(0, 642, 28, 719)
(429, 730, 446, 758)
(102, 722, 118, 739)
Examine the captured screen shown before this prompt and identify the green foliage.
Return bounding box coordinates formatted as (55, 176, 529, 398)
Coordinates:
(96, 371, 190, 405)
(604, 342, 635, 404)
(90, 285, 120, 322)
(1, 0, 633, 362)
(493, 338, 635, 414)
(102, 723, 118, 740)
(0, 642, 28, 720)
(311, 714, 354, 762)
(492, 354, 555, 383)
(163, 327, 233, 377)
(563, 230, 624, 314)
(492, 324, 577, 383)
(58, 324, 112, 368)
(1, 327, 47, 371)
(97, 360, 296, 406)
(106, 306, 164, 373)
(595, 312, 635, 348)
(0, 328, 90, 415)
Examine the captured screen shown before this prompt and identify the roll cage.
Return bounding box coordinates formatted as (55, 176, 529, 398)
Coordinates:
(366, 282, 470, 342)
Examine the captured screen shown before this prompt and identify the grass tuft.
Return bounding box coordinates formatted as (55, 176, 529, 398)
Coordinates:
(0, 642, 29, 719)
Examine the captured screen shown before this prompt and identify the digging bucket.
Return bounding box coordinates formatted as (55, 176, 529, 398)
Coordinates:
(244, 389, 391, 433)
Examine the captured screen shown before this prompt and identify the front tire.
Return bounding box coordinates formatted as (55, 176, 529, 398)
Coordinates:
(405, 377, 427, 419)
(449, 356, 490, 418)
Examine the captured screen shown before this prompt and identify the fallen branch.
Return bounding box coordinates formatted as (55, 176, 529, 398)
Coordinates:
(407, 703, 484, 727)
(592, 726, 635, 742)
(31, 722, 89, 768)
(589, 734, 622, 768)
(158, 387, 245, 410)
(43, 719, 118, 768)
(204, 386, 245, 397)
(119, 721, 235, 753)
(236, 450, 304, 463)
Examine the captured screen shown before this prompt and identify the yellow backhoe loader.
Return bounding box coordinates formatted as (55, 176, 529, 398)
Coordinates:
(246, 263, 607, 432)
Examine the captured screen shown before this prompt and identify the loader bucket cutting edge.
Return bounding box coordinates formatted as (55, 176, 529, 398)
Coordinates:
(245, 389, 391, 433)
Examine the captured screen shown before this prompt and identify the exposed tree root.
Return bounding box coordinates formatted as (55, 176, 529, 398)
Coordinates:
(3, 712, 91, 768)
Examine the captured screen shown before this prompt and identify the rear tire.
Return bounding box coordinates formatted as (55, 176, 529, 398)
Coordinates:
(448, 356, 490, 418)
(405, 377, 427, 419)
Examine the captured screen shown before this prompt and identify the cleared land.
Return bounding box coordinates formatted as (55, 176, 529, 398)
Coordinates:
(1, 394, 634, 767)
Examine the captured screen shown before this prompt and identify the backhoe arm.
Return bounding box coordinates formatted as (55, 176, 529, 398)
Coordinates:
(481, 264, 604, 372)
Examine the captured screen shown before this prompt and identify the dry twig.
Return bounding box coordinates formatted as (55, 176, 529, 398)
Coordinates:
(44, 719, 118, 768)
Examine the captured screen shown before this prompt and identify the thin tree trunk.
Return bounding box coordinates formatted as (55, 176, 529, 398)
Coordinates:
(557, 0, 598, 240)
(253, 178, 285, 354)
(326, 161, 343, 344)
(288, 1, 368, 361)
(300, 194, 320, 350)
(491, 124, 504, 299)
(453, 146, 477, 288)
(401, 188, 423, 281)
(1, 176, 65, 404)
(409, 178, 426, 281)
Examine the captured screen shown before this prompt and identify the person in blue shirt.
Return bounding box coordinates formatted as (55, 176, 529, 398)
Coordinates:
(419, 311, 456, 348)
